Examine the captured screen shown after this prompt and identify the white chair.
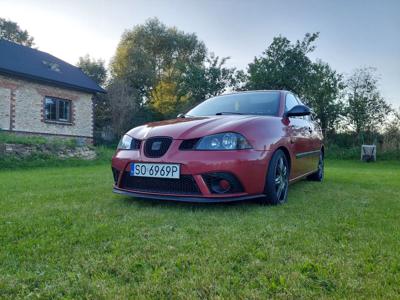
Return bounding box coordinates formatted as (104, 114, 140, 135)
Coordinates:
(361, 145, 376, 162)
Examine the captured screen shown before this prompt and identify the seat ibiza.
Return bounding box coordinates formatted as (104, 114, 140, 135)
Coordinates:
(112, 90, 324, 205)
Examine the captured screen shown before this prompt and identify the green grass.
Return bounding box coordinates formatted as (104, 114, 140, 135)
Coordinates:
(0, 131, 79, 147)
(0, 160, 399, 298)
(0, 131, 48, 145)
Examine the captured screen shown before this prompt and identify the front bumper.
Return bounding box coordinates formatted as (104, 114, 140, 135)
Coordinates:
(113, 187, 265, 203)
(112, 144, 272, 202)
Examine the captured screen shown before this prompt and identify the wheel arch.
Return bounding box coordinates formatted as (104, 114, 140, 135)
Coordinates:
(262, 145, 292, 192)
(262, 145, 291, 204)
(276, 146, 292, 172)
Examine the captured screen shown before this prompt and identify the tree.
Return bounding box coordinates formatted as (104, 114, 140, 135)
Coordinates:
(149, 75, 188, 118)
(107, 79, 141, 137)
(246, 33, 319, 98)
(174, 54, 239, 114)
(245, 33, 345, 136)
(305, 60, 344, 135)
(77, 55, 107, 86)
(110, 18, 208, 121)
(0, 18, 34, 47)
(77, 55, 109, 136)
(179, 54, 235, 98)
(149, 54, 240, 118)
(383, 107, 400, 152)
(110, 18, 237, 120)
(345, 67, 392, 135)
(111, 18, 206, 98)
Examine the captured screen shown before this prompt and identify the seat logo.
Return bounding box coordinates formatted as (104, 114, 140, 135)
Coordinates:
(151, 141, 162, 151)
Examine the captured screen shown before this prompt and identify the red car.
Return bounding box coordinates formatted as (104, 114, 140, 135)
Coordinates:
(112, 90, 324, 205)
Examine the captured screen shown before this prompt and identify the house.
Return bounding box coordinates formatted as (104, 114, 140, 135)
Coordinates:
(0, 39, 105, 144)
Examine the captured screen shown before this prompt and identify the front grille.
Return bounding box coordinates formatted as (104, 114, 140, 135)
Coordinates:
(179, 138, 200, 150)
(144, 137, 172, 158)
(121, 172, 201, 194)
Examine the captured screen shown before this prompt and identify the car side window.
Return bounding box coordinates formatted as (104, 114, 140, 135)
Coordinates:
(285, 93, 298, 112)
(296, 97, 314, 122)
(295, 96, 311, 121)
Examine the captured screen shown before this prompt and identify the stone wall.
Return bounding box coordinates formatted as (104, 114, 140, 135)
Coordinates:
(0, 143, 97, 160)
(0, 85, 10, 130)
(0, 74, 93, 139)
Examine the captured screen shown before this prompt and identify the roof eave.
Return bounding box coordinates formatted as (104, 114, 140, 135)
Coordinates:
(0, 68, 106, 94)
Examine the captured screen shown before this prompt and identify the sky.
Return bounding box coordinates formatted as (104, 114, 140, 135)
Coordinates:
(2, 0, 400, 107)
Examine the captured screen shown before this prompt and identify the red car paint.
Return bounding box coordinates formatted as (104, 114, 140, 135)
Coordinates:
(112, 90, 324, 202)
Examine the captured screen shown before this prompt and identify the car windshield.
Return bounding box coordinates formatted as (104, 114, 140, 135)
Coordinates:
(186, 92, 281, 117)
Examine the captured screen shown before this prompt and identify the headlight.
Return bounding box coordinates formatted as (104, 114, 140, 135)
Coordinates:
(117, 134, 141, 150)
(195, 132, 252, 150)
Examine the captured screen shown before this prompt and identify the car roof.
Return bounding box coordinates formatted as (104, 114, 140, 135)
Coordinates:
(214, 90, 293, 97)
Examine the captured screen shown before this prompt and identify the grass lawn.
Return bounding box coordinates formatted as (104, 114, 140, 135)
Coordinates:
(0, 160, 399, 299)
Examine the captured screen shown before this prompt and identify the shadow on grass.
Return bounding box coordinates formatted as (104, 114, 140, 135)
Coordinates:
(118, 194, 263, 211)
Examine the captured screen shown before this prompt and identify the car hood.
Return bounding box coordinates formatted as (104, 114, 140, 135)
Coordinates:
(126, 115, 269, 140)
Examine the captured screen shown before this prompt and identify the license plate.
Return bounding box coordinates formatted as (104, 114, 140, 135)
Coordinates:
(130, 163, 180, 179)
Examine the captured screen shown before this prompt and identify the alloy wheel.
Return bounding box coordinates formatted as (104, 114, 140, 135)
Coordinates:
(275, 157, 288, 202)
(318, 154, 324, 179)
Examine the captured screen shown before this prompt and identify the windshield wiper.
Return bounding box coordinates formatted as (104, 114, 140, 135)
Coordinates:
(215, 112, 244, 115)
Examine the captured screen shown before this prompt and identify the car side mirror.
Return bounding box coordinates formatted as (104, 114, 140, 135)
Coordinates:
(177, 113, 185, 118)
(284, 105, 311, 118)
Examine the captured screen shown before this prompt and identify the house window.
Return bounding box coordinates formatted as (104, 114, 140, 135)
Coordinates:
(44, 97, 71, 123)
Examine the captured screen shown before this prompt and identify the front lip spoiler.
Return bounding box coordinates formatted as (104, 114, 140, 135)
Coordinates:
(113, 188, 265, 203)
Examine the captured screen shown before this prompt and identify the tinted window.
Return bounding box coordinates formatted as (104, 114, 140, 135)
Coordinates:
(44, 97, 71, 123)
(295, 96, 304, 105)
(187, 92, 281, 117)
(285, 93, 298, 112)
(45, 98, 57, 121)
(58, 99, 70, 121)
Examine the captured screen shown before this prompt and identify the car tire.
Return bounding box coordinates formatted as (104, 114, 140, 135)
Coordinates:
(307, 151, 324, 182)
(261, 150, 290, 205)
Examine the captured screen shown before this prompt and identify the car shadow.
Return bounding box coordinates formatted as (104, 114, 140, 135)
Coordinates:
(118, 195, 262, 211)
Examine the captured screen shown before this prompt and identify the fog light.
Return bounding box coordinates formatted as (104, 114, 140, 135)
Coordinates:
(202, 172, 244, 194)
(210, 179, 231, 194)
(219, 179, 231, 191)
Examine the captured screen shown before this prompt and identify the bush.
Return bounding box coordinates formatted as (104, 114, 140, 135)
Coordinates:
(0, 131, 79, 148)
(0, 131, 48, 145)
(325, 133, 400, 160)
(0, 132, 115, 169)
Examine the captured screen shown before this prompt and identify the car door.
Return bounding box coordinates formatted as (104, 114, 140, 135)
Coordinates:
(296, 97, 321, 173)
(284, 93, 314, 178)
